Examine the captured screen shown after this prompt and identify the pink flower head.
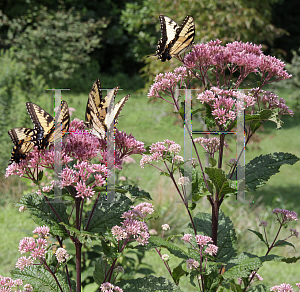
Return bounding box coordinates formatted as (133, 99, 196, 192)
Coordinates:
(148, 66, 189, 99)
(270, 283, 294, 292)
(64, 120, 102, 161)
(272, 208, 298, 224)
(15, 256, 34, 271)
(204, 244, 218, 256)
(186, 258, 200, 270)
(197, 87, 255, 128)
(140, 140, 181, 168)
(181, 234, 192, 243)
(259, 55, 292, 84)
(195, 235, 213, 247)
(290, 228, 299, 238)
(259, 221, 268, 227)
(250, 89, 294, 117)
(100, 282, 123, 292)
(194, 136, 229, 157)
(32, 226, 50, 237)
(19, 237, 36, 254)
(55, 248, 69, 263)
(112, 205, 151, 246)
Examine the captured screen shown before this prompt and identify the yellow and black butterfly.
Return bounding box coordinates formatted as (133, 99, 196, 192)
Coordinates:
(8, 128, 35, 164)
(26, 100, 70, 149)
(85, 79, 130, 139)
(154, 15, 195, 62)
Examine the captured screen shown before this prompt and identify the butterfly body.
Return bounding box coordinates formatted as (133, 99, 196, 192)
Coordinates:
(155, 15, 195, 62)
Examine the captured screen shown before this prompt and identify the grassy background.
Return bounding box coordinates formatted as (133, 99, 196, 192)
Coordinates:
(0, 87, 299, 289)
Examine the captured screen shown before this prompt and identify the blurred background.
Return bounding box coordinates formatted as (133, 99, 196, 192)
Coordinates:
(0, 0, 299, 287)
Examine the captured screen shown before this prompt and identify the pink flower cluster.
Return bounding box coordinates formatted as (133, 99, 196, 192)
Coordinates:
(140, 140, 182, 168)
(100, 282, 123, 292)
(184, 40, 291, 86)
(194, 137, 229, 157)
(147, 66, 188, 98)
(181, 234, 218, 256)
(111, 203, 153, 245)
(64, 120, 102, 161)
(270, 283, 299, 292)
(186, 258, 200, 270)
(5, 120, 145, 200)
(55, 248, 69, 263)
(0, 276, 26, 291)
(250, 89, 294, 117)
(16, 232, 48, 270)
(272, 208, 298, 223)
(197, 87, 255, 127)
(32, 225, 50, 237)
(60, 160, 108, 199)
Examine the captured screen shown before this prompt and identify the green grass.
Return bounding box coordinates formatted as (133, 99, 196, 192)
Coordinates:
(1, 87, 300, 288)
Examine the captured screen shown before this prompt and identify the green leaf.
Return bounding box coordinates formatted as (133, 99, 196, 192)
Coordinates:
(247, 229, 267, 246)
(94, 258, 115, 286)
(245, 109, 283, 130)
(120, 185, 152, 200)
(84, 193, 132, 235)
(172, 263, 188, 285)
(209, 157, 217, 167)
(19, 192, 69, 238)
(280, 256, 300, 263)
(273, 240, 295, 249)
(38, 170, 44, 181)
(245, 152, 299, 191)
(204, 103, 217, 128)
(259, 254, 284, 263)
(205, 167, 237, 197)
(223, 253, 262, 279)
(118, 275, 183, 292)
(11, 265, 76, 292)
(247, 284, 270, 292)
(192, 211, 237, 263)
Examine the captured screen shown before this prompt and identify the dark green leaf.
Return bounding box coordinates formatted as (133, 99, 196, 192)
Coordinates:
(245, 152, 299, 191)
(192, 211, 237, 263)
(118, 275, 182, 292)
(205, 167, 237, 197)
(247, 229, 267, 246)
(172, 263, 188, 285)
(19, 192, 69, 238)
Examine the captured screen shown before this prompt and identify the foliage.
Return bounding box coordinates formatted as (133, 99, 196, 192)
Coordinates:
(270, 0, 300, 61)
(4, 5, 108, 90)
(121, 0, 285, 89)
(271, 48, 300, 108)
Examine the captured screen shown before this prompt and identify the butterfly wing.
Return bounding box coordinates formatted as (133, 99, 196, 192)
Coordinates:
(26, 102, 54, 149)
(8, 128, 34, 164)
(168, 15, 195, 56)
(155, 15, 195, 62)
(112, 94, 130, 125)
(85, 79, 103, 126)
(52, 100, 70, 142)
(155, 15, 179, 61)
(86, 79, 129, 139)
(85, 79, 107, 139)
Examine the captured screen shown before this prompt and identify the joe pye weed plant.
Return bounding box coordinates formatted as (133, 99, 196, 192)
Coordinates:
(2, 39, 300, 292)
